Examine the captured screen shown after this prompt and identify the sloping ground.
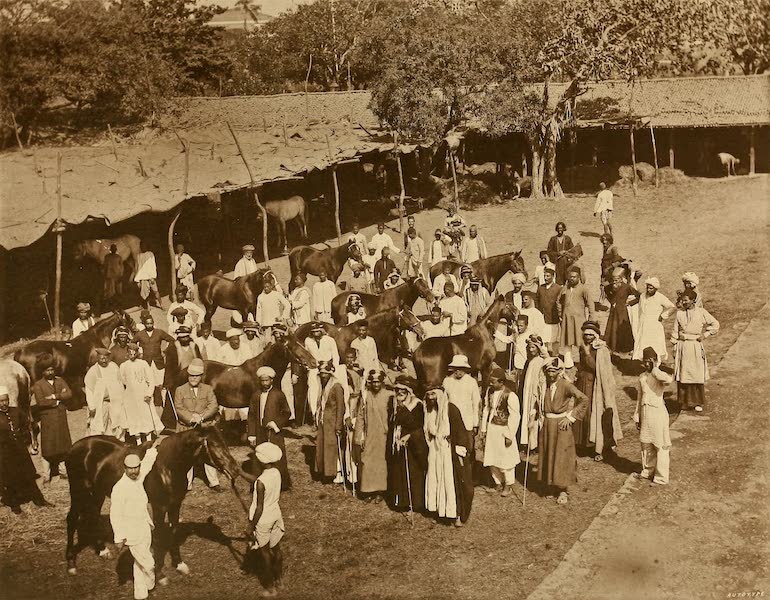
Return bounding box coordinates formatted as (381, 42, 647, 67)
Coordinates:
(527, 303, 770, 600)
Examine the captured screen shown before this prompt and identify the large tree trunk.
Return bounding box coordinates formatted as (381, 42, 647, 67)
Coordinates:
(531, 142, 545, 199)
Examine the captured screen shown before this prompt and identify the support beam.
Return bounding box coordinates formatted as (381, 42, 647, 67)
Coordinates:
(668, 130, 675, 168)
(449, 149, 459, 211)
(629, 125, 638, 197)
(54, 152, 64, 337)
(168, 208, 183, 297)
(393, 132, 406, 233)
(331, 166, 341, 244)
(749, 126, 756, 175)
(649, 123, 659, 188)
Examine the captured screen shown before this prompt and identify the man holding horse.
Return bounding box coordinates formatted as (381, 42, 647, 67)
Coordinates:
(174, 244, 196, 299)
(110, 444, 160, 600)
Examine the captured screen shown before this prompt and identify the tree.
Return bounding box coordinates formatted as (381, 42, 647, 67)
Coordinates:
(235, 0, 262, 31)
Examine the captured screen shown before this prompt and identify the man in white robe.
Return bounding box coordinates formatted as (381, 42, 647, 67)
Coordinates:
(632, 277, 676, 361)
(432, 264, 460, 300)
(312, 270, 336, 324)
(119, 343, 163, 444)
(241, 322, 265, 359)
(422, 306, 451, 338)
(289, 274, 313, 326)
(84, 348, 126, 438)
(460, 225, 488, 263)
(520, 291, 546, 340)
(350, 321, 379, 378)
(174, 244, 196, 299)
(195, 322, 222, 362)
(166, 287, 205, 337)
(135, 243, 161, 309)
(346, 222, 369, 255)
(304, 323, 342, 416)
(442, 354, 482, 436)
(480, 367, 520, 496)
(369, 223, 400, 260)
(507, 273, 526, 310)
(404, 228, 425, 279)
(439, 282, 468, 335)
(71, 302, 96, 338)
(234, 244, 259, 278)
(256, 278, 291, 334)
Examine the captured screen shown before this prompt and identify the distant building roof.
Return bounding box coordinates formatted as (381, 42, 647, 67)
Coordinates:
(207, 7, 273, 30)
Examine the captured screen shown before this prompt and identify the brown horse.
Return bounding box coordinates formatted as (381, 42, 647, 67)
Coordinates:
(197, 268, 272, 323)
(295, 306, 424, 367)
(288, 240, 363, 291)
(72, 234, 141, 279)
(14, 311, 136, 408)
(257, 196, 308, 255)
(413, 295, 517, 393)
(64, 427, 256, 578)
(166, 336, 317, 409)
(0, 359, 37, 451)
(429, 250, 526, 292)
(330, 276, 435, 324)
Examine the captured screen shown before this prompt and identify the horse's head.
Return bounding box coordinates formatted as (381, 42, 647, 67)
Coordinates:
(509, 250, 526, 277)
(199, 425, 257, 484)
(283, 334, 318, 370)
(398, 305, 424, 340)
(412, 275, 436, 304)
(116, 310, 137, 334)
(347, 241, 363, 263)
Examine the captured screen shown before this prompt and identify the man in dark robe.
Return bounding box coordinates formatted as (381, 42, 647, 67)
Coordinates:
(31, 353, 73, 482)
(314, 362, 345, 483)
(103, 243, 124, 309)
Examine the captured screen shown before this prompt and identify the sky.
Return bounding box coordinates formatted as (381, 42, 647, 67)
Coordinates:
(200, 0, 311, 17)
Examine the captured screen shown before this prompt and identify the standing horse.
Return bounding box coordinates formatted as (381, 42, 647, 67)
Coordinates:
(0, 359, 37, 451)
(165, 336, 317, 409)
(413, 295, 516, 393)
(14, 311, 136, 408)
(65, 427, 256, 578)
(288, 241, 362, 291)
(72, 234, 141, 279)
(295, 306, 424, 368)
(430, 250, 526, 293)
(257, 196, 308, 255)
(330, 277, 435, 324)
(197, 268, 271, 323)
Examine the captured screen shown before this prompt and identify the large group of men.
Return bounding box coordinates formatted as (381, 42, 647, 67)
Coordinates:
(0, 184, 722, 598)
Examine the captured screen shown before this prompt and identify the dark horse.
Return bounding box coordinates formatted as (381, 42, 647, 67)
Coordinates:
(330, 276, 435, 325)
(295, 306, 424, 367)
(197, 268, 274, 323)
(65, 427, 256, 578)
(414, 295, 517, 393)
(430, 251, 526, 293)
(167, 336, 317, 410)
(288, 240, 363, 291)
(14, 311, 136, 408)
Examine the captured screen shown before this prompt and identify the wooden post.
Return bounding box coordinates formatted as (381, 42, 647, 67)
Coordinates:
(304, 54, 313, 122)
(393, 132, 406, 233)
(282, 112, 288, 147)
(449, 149, 459, 211)
(168, 208, 183, 297)
(107, 124, 118, 160)
(227, 122, 269, 263)
(521, 152, 528, 177)
(347, 62, 353, 124)
(54, 152, 63, 337)
(649, 123, 659, 188)
(326, 133, 334, 161)
(10, 113, 23, 150)
(331, 166, 341, 244)
(749, 126, 756, 175)
(668, 130, 675, 168)
(591, 141, 598, 167)
(182, 138, 190, 197)
(629, 124, 638, 197)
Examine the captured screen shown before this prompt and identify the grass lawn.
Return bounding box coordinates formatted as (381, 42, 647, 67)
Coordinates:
(1, 175, 768, 600)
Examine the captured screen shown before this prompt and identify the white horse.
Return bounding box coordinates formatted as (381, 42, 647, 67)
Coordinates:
(717, 152, 740, 177)
(0, 359, 37, 452)
(259, 195, 308, 255)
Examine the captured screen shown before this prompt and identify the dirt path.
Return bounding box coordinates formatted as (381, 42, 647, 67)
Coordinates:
(527, 302, 770, 600)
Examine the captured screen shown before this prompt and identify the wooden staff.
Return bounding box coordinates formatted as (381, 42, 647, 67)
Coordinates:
(107, 124, 118, 160)
(346, 431, 356, 497)
(11, 112, 23, 150)
(405, 444, 415, 528)
(227, 121, 269, 263)
(326, 134, 341, 243)
(629, 124, 637, 197)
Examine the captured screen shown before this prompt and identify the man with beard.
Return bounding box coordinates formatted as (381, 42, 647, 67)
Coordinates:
(84, 348, 126, 438)
(353, 370, 390, 502)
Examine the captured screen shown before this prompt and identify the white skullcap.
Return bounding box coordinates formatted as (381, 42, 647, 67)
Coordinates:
(255, 442, 282, 464)
(544, 262, 556, 273)
(682, 272, 699, 285)
(645, 277, 661, 289)
(226, 328, 242, 339)
(256, 366, 276, 378)
(124, 454, 141, 468)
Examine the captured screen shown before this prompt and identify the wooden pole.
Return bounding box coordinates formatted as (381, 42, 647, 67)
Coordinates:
(304, 54, 313, 122)
(107, 124, 118, 160)
(629, 124, 638, 197)
(54, 152, 63, 337)
(749, 126, 756, 175)
(668, 130, 675, 168)
(449, 149, 459, 211)
(326, 133, 334, 161)
(282, 112, 288, 147)
(168, 208, 183, 297)
(393, 132, 406, 233)
(331, 166, 341, 244)
(347, 62, 353, 124)
(227, 121, 269, 263)
(649, 123, 659, 188)
(10, 112, 23, 150)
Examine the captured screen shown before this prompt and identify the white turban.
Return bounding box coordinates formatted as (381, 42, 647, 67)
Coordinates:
(226, 328, 242, 339)
(255, 442, 282, 464)
(645, 277, 661, 289)
(0, 385, 8, 398)
(256, 366, 276, 378)
(682, 272, 699, 285)
(544, 262, 556, 273)
(511, 272, 526, 284)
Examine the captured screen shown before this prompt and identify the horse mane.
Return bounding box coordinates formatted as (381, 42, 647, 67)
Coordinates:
(241, 341, 288, 371)
(477, 295, 506, 326)
(71, 312, 125, 348)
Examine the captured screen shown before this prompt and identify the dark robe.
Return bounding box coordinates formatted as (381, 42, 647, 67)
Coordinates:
(537, 378, 588, 490)
(448, 402, 474, 523)
(537, 282, 563, 326)
(31, 377, 72, 459)
(0, 411, 45, 509)
(600, 245, 624, 286)
(604, 283, 640, 353)
(135, 328, 175, 369)
(388, 402, 428, 512)
(248, 387, 292, 490)
(573, 344, 596, 447)
(547, 234, 574, 285)
(373, 257, 396, 292)
(315, 381, 345, 478)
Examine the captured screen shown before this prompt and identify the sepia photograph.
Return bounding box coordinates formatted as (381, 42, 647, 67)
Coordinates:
(0, 0, 768, 598)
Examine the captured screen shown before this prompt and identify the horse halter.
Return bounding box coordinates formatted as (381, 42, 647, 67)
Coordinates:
(397, 308, 422, 335)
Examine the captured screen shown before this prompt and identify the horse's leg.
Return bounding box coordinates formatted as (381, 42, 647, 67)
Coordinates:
(90, 494, 111, 559)
(297, 209, 308, 240)
(168, 502, 189, 574)
(152, 503, 170, 585)
(65, 497, 82, 574)
(279, 219, 288, 255)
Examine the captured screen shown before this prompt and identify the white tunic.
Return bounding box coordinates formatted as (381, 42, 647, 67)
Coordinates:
(346, 232, 369, 255)
(432, 273, 459, 299)
(71, 317, 96, 338)
(219, 343, 253, 366)
(234, 257, 259, 279)
(134, 252, 157, 282)
(520, 306, 546, 340)
(84, 361, 127, 434)
(256, 290, 291, 327)
(632, 291, 676, 360)
(428, 239, 447, 266)
(442, 374, 481, 430)
(460, 235, 487, 263)
(369, 232, 400, 257)
(196, 335, 222, 362)
(481, 389, 521, 470)
(304, 336, 340, 366)
(422, 319, 450, 339)
(634, 369, 672, 449)
(312, 280, 337, 320)
(439, 295, 468, 335)
(289, 287, 313, 325)
(110, 448, 158, 544)
(119, 359, 162, 436)
(175, 252, 196, 289)
(350, 336, 379, 376)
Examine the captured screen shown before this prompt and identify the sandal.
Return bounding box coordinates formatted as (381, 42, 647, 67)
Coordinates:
(594, 454, 604, 462)
(556, 492, 569, 505)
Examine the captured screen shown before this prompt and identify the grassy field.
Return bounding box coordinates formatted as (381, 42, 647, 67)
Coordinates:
(1, 175, 768, 600)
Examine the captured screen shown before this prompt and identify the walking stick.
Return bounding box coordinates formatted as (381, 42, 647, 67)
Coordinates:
(165, 389, 180, 422)
(346, 431, 356, 497)
(522, 442, 531, 507)
(404, 444, 415, 528)
(336, 432, 346, 488)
